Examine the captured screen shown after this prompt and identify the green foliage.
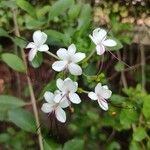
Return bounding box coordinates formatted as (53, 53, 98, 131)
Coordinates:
(16, 0, 37, 18)
(63, 138, 84, 150)
(0, 53, 26, 72)
(8, 108, 36, 133)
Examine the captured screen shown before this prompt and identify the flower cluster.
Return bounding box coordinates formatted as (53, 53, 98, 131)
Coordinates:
(26, 28, 116, 123)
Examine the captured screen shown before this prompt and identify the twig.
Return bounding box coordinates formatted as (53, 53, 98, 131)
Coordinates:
(45, 51, 59, 60)
(117, 51, 128, 89)
(12, 9, 44, 150)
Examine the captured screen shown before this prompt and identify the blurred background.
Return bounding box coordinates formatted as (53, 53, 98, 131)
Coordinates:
(0, 0, 150, 150)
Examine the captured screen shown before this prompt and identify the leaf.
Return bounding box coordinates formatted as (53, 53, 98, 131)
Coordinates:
(16, 0, 37, 18)
(106, 141, 121, 150)
(44, 29, 66, 46)
(8, 108, 36, 133)
(12, 36, 27, 48)
(1, 53, 26, 72)
(119, 109, 138, 129)
(68, 4, 81, 20)
(0, 95, 26, 121)
(0, 95, 26, 110)
(31, 52, 43, 68)
(38, 80, 56, 100)
(0, 28, 10, 38)
(110, 94, 126, 104)
(48, 0, 74, 21)
(63, 138, 84, 150)
(77, 4, 91, 34)
(143, 95, 150, 119)
(115, 62, 124, 72)
(133, 127, 147, 142)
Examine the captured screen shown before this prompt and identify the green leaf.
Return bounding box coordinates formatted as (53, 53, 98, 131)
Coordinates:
(115, 62, 124, 72)
(44, 29, 66, 46)
(68, 4, 81, 20)
(0, 28, 10, 38)
(38, 80, 56, 100)
(133, 127, 147, 142)
(16, 0, 37, 18)
(63, 138, 84, 150)
(106, 141, 121, 150)
(0, 95, 26, 110)
(78, 4, 91, 34)
(1, 53, 26, 72)
(12, 36, 27, 48)
(48, 0, 74, 21)
(119, 109, 138, 129)
(8, 108, 36, 133)
(143, 95, 150, 119)
(31, 52, 43, 68)
(110, 94, 126, 104)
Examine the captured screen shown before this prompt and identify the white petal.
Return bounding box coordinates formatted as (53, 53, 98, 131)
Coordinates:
(69, 92, 81, 104)
(89, 34, 98, 45)
(56, 48, 68, 60)
(53, 93, 63, 103)
(38, 44, 49, 52)
(44, 91, 54, 103)
(56, 78, 64, 91)
(88, 92, 98, 100)
(63, 78, 77, 92)
(26, 42, 36, 49)
(102, 39, 117, 47)
(68, 63, 82, 76)
(96, 45, 105, 55)
(59, 99, 70, 108)
(93, 28, 107, 42)
(98, 98, 108, 111)
(100, 89, 112, 99)
(33, 30, 47, 45)
(68, 44, 76, 55)
(55, 106, 66, 123)
(52, 60, 68, 72)
(28, 49, 37, 61)
(103, 85, 108, 90)
(41, 103, 53, 113)
(95, 83, 102, 94)
(72, 52, 86, 63)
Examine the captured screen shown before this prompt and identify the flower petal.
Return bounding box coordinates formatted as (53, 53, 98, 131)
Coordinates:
(102, 39, 117, 47)
(93, 28, 107, 42)
(68, 63, 82, 76)
(89, 34, 98, 45)
(38, 44, 49, 52)
(59, 99, 70, 108)
(44, 91, 54, 103)
(56, 48, 68, 60)
(55, 106, 66, 123)
(96, 45, 105, 55)
(72, 52, 86, 63)
(69, 92, 81, 104)
(88, 92, 98, 100)
(63, 78, 77, 92)
(53, 93, 63, 103)
(68, 44, 76, 55)
(100, 88, 112, 99)
(95, 83, 102, 94)
(26, 42, 36, 49)
(41, 103, 53, 113)
(98, 98, 108, 111)
(56, 78, 64, 91)
(52, 60, 67, 72)
(33, 30, 47, 45)
(28, 49, 37, 61)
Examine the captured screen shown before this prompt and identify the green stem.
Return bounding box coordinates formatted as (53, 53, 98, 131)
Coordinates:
(45, 51, 59, 59)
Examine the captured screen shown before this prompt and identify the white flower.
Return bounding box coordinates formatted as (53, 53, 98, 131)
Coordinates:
(88, 83, 112, 111)
(54, 78, 81, 104)
(41, 91, 69, 123)
(89, 28, 117, 55)
(26, 30, 49, 61)
(52, 44, 85, 76)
